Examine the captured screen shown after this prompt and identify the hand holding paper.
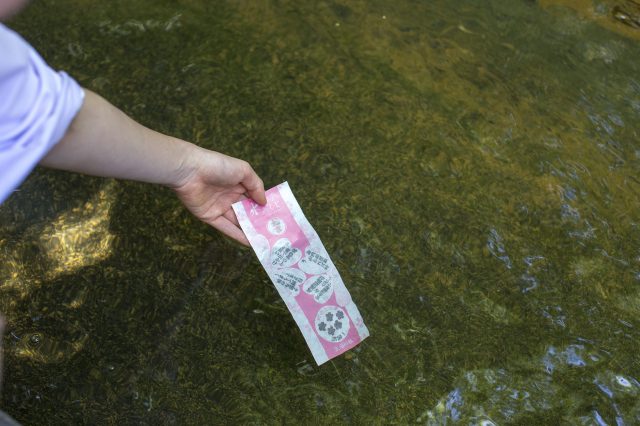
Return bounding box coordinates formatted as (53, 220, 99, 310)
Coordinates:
(171, 148, 266, 246)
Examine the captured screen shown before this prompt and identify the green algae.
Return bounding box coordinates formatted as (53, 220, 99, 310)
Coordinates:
(1, 0, 640, 424)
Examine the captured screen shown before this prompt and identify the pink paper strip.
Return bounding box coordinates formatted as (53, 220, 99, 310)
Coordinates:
(233, 182, 369, 365)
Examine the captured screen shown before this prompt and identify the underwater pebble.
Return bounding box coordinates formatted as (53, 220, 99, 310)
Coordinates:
(29, 333, 42, 346)
(296, 362, 314, 376)
(615, 375, 631, 388)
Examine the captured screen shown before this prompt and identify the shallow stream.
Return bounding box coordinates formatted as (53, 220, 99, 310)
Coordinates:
(1, 0, 640, 423)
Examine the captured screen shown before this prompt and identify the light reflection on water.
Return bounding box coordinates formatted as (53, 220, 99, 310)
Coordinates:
(1, 0, 640, 423)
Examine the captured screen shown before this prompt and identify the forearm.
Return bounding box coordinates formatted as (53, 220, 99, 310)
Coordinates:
(41, 89, 194, 187)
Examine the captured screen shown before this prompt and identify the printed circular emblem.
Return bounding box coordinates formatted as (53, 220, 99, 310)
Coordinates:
(273, 268, 306, 296)
(270, 238, 302, 268)
(267, 217, 286, 235)
(303, 275, 333, 303)
(252, 234, 270, 263)
(299, 245, 331, 275)
(314, 306, 349, 342)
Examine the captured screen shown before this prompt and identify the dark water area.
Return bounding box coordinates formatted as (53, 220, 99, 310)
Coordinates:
(1, 0, 640, 423)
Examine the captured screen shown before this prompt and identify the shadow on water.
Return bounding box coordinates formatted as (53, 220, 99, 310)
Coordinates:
(0, 175, 249, 422)
(1, 0, 640, 424)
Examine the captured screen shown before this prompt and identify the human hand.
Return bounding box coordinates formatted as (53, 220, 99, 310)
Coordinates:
(171, 146, 266, 246)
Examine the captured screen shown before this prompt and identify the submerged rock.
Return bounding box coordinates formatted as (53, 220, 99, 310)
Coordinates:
(540, 0, 640, 40)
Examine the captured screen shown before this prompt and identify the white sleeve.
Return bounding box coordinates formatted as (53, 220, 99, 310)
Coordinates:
(0, 23, 85, 204)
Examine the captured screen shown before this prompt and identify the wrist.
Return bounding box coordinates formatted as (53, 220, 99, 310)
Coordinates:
(167, 140, 201, 189)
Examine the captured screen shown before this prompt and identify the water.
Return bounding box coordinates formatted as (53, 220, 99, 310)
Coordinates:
(1, 0, 640, 423)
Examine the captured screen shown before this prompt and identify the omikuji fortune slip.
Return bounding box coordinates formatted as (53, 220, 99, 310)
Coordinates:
(233, 182, 369, 365)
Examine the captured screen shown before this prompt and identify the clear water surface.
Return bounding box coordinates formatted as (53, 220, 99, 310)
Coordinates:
(1, 0, 640, 424)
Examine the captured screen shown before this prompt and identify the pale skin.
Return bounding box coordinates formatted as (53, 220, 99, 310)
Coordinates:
(0, 0, 26, 20)
(2, 1, 267, 246)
